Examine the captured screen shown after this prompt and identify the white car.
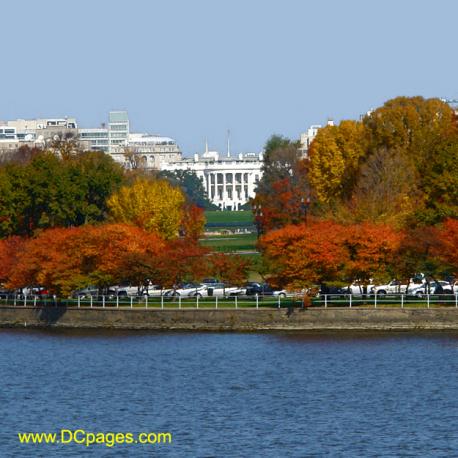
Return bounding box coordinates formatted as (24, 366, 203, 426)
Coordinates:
(345, 282, 374, 295)
(110, 283, 171, 297)
(371, 279, 424, 295)
(410, 281, 453, 297)
(190, 283, 244, 298)
(144, 285, 172, 297)
(164, 283, 207, 298)
(110, 284, 152, 296)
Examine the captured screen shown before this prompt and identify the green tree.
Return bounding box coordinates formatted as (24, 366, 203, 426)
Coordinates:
(0, 150, 125, 237)
(160, 169, 216, 209)
(73, 151, 125, 224)
(254, 136, 310, 231)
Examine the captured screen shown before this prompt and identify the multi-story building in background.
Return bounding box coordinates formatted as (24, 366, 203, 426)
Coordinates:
(299, 119, 334, 158)
(0, 111, 266, 209)
(79, 128, 109, 152)
(0, 117, 78, 151)
(79, 111, 181, 168)
(108, 111, 129, 151)
(0, 111, 182, 169)
(112, 132, 182, 169)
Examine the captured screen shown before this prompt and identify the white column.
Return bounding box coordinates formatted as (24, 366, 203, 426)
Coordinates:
(232, 172, 236, 209)
(222, 173, 227, 209)
(206, 173, 210, 197)
(211, 172, 216, 202)
(247, 172, 254, 199)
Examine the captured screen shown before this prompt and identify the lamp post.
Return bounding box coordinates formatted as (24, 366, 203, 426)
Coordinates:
(300, 196, 311, 222)
(253, 204, 263, 237)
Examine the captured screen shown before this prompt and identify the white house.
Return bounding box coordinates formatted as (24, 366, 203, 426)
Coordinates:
(161, 147, 263, 211)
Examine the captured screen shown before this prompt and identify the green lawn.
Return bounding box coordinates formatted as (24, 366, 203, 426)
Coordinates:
(201, 233, 257, 252)
(205, 210, 254, 226)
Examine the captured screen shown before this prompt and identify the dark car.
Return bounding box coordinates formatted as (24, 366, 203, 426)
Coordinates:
(319, 284, 347, 294)
(201, 278, 220, 286)
(314, 285, 349, 306)
(244, 282, 287, 297)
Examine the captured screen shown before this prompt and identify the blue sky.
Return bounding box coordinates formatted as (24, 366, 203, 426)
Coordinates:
(1, 0, 456, 155)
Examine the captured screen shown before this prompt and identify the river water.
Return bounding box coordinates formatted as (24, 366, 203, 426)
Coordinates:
(0, 329, 457, 457)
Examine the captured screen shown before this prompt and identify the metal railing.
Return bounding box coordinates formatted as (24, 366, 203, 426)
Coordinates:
(1, 293, 458, 309)
(313, 293, 458, 308)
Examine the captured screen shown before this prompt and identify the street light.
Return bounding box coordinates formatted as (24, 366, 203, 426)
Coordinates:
(253, 204, 263, 237)
(300, 196, 311, 222)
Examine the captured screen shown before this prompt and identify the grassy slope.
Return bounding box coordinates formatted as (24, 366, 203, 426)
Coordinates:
(204, 210, 254, 225)
(202, 210, 260, 281)
(200, 233, 257, 251)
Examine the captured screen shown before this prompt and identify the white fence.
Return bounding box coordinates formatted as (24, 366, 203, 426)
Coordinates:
(1, 293, 458, 309)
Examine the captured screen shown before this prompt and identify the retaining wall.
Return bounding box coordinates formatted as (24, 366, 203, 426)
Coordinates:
(1, 306, 458, 331)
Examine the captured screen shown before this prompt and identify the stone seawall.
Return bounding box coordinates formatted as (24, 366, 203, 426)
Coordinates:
(1, 306, 458, 331)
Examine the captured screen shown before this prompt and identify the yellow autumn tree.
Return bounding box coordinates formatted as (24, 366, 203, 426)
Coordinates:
(107, 178, 185, 239)
(308, 120, 368, 205)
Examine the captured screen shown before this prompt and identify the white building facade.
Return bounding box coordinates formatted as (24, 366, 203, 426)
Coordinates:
(161, 150, 263, 210)
(111, 133, 182, 169)
(79, 111, 182, 168)
(108, 111, 129, 151)
(0, 117, 78, 151)
(299, 120, 334, 158)
(79, 128, 109, 152)
(0, 112, 181, 169)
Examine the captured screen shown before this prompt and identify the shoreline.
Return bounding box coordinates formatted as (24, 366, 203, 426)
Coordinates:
(1, 306, 458, 331)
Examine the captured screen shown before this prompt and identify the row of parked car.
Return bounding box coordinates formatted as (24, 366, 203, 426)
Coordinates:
(327, 278, 458, 297)
(71, 280, 289, 299)
(4, 275, 457, 300)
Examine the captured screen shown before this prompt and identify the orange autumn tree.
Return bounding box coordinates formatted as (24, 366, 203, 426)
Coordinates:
(260, 220, 402, 290)
(77, 224, 165, 289)
(206, 253, 251, 287)
(154, 239, 209, 288)
(6, 227, 81, 295)
(431, 218, 458, 276)
(7, 224, 165, 296)
(181, 204, 205, 241)
(116, 239, 210, 291)
(340, 222, 403, 286)
(0, 236, 26, 284)
(260, 221, 349, 290)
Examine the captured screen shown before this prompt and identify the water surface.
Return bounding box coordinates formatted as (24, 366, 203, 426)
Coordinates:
(0, 329, 457, 457)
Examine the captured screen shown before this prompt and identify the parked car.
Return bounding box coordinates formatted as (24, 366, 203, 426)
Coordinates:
(144, 284, 172, 297)
(371, 279, 424, 295)
(344, 281, 374, 295)
(318, 285, 347, 297)
(452, 281, 458, 294)
(244, 282, 287, 298)
(108, 282, 171, 297)
(201, 278, 220, 286)
(410, 281, 453, 297)
(72, 287, 116, 299)
(0, 286, 12, 299)
(164, 283, 207, 298)
(190, 283, 244, 298)
(110, 284, 147, 297)
(16, 286, 50, 297)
